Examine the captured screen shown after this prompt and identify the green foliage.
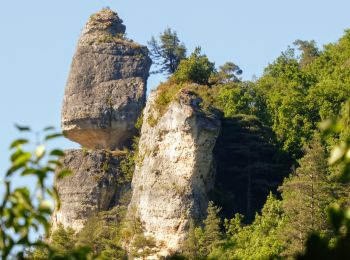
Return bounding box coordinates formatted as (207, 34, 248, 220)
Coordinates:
(148, 27, 187, 75)
(216, 61, 243, 83)
(182, 220, 200, 260)
(118, 149, 136, 185)
(148, 82, 217, 126)
(200, 202, 223, 255)
(213, 194, 285, 260)
(0, 126, 92, 259)
(211, 115, 291, 221)
(76, 206, 128, 259)
(130, 233, 157, 259)
(172, 47, 215, 85)
(216, 82, 257, 117)
(298, 104, 350, 259)
(119, 209, 157, 259)
(50, 225, 77, 254)
(183, 202, 222, 259)
(298, 205, 350, 260)
(294, 39, 320, 68)
(278, 135, 333, 257)
(322, 101, 350, 179)
(150, 81, 183, 119)
(253, 31, 350, 158)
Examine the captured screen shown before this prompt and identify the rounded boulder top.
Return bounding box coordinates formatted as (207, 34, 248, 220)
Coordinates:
(82, 8, 126, 39)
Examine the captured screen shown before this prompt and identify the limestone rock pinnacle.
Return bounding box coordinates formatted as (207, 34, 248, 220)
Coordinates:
(61, 8, 151, 150)
(128, 89, 221, 256)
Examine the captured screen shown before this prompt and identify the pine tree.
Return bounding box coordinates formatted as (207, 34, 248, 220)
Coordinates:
(50, 224, 77, 254)
(148, 28, 186, 75)
(196, 201, 222, 257)
(130, 233, 157, 260)
(182, 219, 200, 259)
(278, 135, 333, 257)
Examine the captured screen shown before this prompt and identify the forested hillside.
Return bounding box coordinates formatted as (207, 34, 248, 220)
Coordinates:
(153, 28, 350, 259)
(190, 30, 350, 259)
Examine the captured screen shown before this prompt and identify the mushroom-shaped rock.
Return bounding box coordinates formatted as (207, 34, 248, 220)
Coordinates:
(61, 9, 151, 149)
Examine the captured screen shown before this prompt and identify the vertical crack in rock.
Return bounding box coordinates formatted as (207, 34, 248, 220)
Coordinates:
(128, 89, 221, 257)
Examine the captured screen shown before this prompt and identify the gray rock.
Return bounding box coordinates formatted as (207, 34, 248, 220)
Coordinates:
(61, 9, 151, 149)
(52, 149, 129, 231)
(128, 89, 221, 256)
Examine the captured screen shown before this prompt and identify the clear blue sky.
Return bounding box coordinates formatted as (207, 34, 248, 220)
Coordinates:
(1, 0, 350, 172)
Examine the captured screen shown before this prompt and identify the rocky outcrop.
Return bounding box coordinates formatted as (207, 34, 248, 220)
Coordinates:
(53, 8, 150, 234)
(61, 8, 151, 150)
(52, 149, 129, 231)
(55, 9, 222, 259)
(128, 89, 221, 256)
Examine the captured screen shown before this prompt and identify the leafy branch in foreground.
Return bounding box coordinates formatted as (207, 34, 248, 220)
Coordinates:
(0, 125, 91, 259)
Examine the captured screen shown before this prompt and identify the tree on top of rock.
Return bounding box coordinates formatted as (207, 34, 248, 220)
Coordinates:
(217, 62, 243, 83)
(172, 47, 215, 85)
(148, 28, 187, 75)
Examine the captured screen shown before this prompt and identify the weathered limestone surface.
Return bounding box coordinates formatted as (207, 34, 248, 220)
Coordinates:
(128, 89, 221, 256)
(52, 149, 128, 231)
(61, 9, 151, 149)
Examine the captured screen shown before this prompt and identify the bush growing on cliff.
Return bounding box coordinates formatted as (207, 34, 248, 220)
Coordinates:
(172, 47, 215, 85)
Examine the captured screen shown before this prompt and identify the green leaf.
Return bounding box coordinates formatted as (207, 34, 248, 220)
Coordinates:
(14, 124, 31, 132)
(10, 149, 24, 162)
(21, 168, 43, 177)
(43, 126, 55, 131)
(57, 169, 72, 179)
(13, 152, 32, 166)
(52, 187, 61, 210)
(9, 139, 28, 149)
(50, 149, 65, 157)
(45, 133, 63, 141)
(7, 152, 32, 176)
(48, 160, 62, 167)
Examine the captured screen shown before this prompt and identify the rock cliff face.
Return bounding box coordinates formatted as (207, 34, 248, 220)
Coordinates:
(53, 9, 149, 232)
(52, 149, 128, 231)
(128, 89, 221, 256)
(61, 8, 151, 150)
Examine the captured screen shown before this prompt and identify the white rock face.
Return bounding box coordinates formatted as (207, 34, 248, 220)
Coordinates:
(128, 89, 221, 257)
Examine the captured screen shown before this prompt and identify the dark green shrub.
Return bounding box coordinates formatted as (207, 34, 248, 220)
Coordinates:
(172, 47, 215, 85)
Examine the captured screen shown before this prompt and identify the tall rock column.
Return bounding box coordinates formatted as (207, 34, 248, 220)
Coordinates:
(52, 8, 151, 232)
(61, 8, 151, 150)
(128, 89, 221, 256)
